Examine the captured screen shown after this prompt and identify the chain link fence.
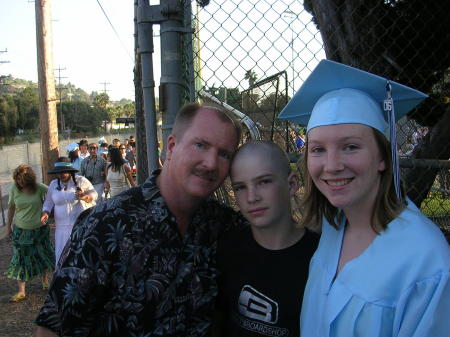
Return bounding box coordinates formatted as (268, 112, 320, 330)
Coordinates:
(186, 0, 449, 233)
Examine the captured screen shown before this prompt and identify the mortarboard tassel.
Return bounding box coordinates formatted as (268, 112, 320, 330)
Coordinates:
(384, 81, 402, 201)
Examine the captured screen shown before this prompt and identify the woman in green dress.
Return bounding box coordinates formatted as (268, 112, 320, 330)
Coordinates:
(5, 165, 54, 302)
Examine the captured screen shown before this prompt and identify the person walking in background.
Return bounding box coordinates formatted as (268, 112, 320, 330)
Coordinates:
(66, 142, 82, 171)
(119, 144, 128, 161)
(5, 165, 54, 302)
(112, 138, 121, 148)
(78, 139, 89, 161)
(79, 143, 106, 201)
(99, 141, 109, 160)
(41, 158, 97, 265)
(104, 147, 135, 197)
(129, 135, 135, 147)
(125, 143, 137, 169)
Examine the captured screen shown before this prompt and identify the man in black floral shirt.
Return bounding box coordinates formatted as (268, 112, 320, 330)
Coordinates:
(36, 103, 244, 337)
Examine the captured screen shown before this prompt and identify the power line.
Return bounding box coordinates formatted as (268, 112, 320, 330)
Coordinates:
(99, 81, 111, 94)
(95, 0, 133, 61)
(55, 66, 68, 131)
(0, 48, 10, 64)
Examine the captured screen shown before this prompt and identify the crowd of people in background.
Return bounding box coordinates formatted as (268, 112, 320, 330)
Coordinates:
(4, 135, 141, 302)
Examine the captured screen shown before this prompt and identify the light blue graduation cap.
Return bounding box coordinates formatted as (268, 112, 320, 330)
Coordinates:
(278, 59, 428, 200)
(66, 142, 79, 153)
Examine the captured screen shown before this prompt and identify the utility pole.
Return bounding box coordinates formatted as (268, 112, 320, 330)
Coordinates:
(35, 0, 59, 184)
(0, 49, 10, 64)
(55, 66, 67, 132)
(99, 81, 111, 94)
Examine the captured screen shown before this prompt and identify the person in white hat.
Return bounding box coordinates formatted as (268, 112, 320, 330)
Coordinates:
(40, 157, 97, 265)
(279, 60, 449, 337)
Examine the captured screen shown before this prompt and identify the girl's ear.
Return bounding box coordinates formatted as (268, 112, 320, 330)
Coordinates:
(287, 171, 299, 197)
(378, 159, 386, 172)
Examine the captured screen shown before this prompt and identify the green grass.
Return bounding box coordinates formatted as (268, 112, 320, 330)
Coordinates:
(421, 193, 450, 217)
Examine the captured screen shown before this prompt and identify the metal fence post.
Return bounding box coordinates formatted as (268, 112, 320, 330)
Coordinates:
(137, 0, 161, 172)
(159, 0, 184, 152)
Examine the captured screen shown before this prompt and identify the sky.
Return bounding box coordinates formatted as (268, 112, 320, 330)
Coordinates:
(0, 0, 325, 101)
(0, 0, 142, 100)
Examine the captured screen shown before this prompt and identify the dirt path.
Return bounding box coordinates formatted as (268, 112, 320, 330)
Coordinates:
(0, 228, 54, 337)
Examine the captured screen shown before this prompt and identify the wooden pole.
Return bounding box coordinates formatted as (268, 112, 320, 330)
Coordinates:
(35, 0, 59, 184)
(0, 185, 6, 227)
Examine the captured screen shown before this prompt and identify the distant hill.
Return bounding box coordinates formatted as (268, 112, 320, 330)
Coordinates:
(0, 75, 37, 94)
(0, 75, 132, 105)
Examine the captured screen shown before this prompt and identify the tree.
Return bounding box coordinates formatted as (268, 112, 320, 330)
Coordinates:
(93, 92, 112, 122)
(0, 94, 18, 140)
(93, 92, 110, 110)
(14, 86, 39, 130)
(120, 102, 136, 118)
(215, 87, 242, 111)
(61, 100, 108, 133)
(244, 70, 258, 87)
(304, 0, 450, 206)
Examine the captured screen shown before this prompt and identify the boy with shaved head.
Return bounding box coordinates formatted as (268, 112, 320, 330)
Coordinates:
(215, 141, 319, 337)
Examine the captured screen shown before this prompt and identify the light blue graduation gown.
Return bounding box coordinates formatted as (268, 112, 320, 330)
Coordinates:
(301, 200, 450, 337)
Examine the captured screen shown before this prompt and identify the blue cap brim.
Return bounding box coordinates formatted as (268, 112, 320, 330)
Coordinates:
(278, 60, 427, 131)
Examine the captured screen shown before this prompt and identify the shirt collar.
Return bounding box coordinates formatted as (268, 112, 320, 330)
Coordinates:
(141, 169, 162, 202)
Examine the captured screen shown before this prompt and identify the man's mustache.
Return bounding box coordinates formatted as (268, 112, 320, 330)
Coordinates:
(192, 168, 219, 182)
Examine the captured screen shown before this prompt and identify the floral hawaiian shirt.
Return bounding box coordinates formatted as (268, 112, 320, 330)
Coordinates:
(35, 170, 243, 337)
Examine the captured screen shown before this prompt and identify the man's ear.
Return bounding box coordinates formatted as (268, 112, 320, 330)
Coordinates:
(287, 171, 299, 196)
(166, 135, 176, 161)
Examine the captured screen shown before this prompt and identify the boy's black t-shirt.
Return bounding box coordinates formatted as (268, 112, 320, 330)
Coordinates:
(216, 226, 320, 337)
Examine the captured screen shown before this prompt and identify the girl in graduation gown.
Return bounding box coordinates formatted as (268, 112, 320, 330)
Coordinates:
(278, 60, 449, 337)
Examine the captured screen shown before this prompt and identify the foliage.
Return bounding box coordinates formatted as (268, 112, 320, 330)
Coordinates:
(14, 87, 39, 130)
(0, 75, 37, 95)
(64, 82, 91, 103)
(0, 76, 135, 143)
(93, 92, 110, 110)
(244, 70, 258, 87)
(0, 94, 18, 139)
(421, 192, 450, 217)
(60, 101, 108, 133)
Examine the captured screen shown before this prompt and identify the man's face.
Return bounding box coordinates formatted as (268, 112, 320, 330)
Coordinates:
(79, 144, 88, 153)
(166, 109, 238, 200)
(119, 145, 127, 157)
(88, 145, 98, 157)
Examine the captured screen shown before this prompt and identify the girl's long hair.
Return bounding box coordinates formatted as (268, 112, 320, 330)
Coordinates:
(108, 147, 125, 172)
